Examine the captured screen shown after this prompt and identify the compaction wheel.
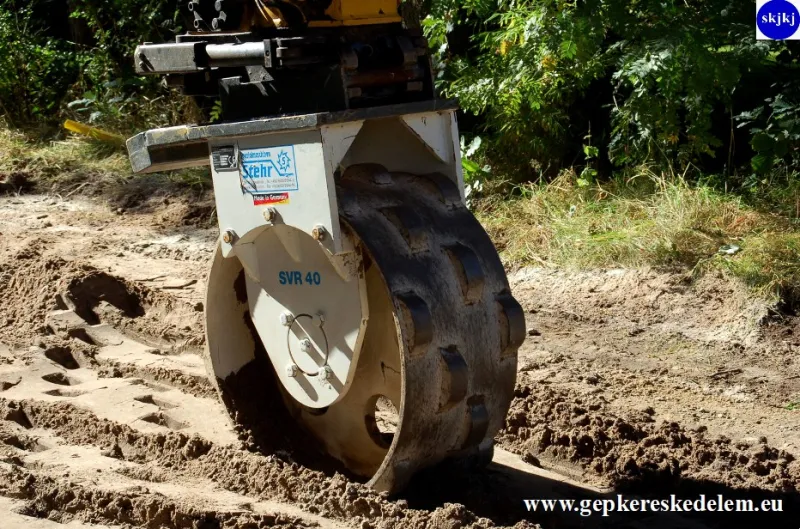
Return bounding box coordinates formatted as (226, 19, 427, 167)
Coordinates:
(124, 19, 525, 495)
(204, 165, 525, 493)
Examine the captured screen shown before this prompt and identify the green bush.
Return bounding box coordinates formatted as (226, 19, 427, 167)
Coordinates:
(1, 0, 797, 182)
(0, 0, 187, 131)
(0, 5, 83, 124)
(424, 0, 799, 181)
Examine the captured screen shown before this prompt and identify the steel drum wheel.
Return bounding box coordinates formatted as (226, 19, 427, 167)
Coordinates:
(204, 165, 525, 493)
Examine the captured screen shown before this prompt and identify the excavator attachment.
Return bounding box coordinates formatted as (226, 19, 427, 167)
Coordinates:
(127, 1, 525, 494)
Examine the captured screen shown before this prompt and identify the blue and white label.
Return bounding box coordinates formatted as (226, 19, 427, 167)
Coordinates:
(240, 145, 299, 194)
(757, 0, 800, 40)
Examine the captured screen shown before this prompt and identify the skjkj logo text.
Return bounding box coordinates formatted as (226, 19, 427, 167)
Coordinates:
(757, 0, 800, 40)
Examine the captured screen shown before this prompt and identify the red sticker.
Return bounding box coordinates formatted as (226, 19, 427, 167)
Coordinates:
(253, 193, 290, 206)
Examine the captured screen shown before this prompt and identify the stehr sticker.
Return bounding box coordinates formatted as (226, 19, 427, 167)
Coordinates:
(253, 193, 290, 206)
(212, 146, 237, 171)
(240, 145, 299, 195)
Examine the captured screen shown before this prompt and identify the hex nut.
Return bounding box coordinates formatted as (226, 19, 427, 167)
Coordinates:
(263, 208, 278, 222)
(318, 366, 333, 381)
(222, 229, 236, 244)
(312, 225, 327, 241)
(285, 364, 298, 378)
(300, 339, 313, 353)
(280, 312, 295, 327)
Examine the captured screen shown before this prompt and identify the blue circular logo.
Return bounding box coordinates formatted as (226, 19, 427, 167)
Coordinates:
(758, 0, 800, 40)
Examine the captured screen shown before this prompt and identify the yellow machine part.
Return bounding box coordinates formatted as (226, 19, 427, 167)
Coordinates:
(244, 0, 401, 29)
(312, 0, 402, 26)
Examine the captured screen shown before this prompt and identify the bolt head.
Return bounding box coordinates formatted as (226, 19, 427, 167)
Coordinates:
(318, 366, 333, 382)
(285, 364, 298, 378)
(263, 208, 277, 223)
(279, 312, 295, 327)
(312, 225, 327, 242)
(222, 229, 236, 244)
(300, 339, 313, 353)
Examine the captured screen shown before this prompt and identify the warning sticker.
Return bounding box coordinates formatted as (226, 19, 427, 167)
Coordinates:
(253, 193, 290, 206)
(240, 145, 299, 195)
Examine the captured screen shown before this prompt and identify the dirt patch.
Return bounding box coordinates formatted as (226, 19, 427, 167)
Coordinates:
(0, 399, 212, 466)
(1, 465, 313, 529)
(500, 383, 800, 493)
(0, 244, 144, 346)
(97, 363, 215, 399)
(153, 201, 217, 229)
(2, 403, 32, 430)
(1, 398, 534, 529)
(43, 388, 87, 398)
(65, 271, 146, 323)
(133, 394, 178, 409)
(0, 243, 203, 348)
(0, 422, 44, 452)
(139, 411, 189, 430)
(0, 377, 21, 392)
(511, 268, 767, 347)
(41, 372, 80, 387)
(6, 191, 800, 528)
(0, 245, 73, 345)
(43, 345, 80, 370)
(0, 171, 34, 194)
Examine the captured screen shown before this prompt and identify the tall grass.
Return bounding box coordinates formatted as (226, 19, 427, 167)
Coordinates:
(3, 127, 800, 300)
(0, 127, 209, 195)
(477, 169, 800, 299)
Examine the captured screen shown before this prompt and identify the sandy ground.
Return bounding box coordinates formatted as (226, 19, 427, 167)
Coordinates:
(1, 191, 799, 528)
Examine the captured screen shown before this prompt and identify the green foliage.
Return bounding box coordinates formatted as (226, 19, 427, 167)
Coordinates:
(0, 0, 186, 131)
(0, 6, 82, 123)
(461, 135, 492, 206)
(66, 0, 190, 132)
(426, 0, 606, 171)
(737, 86, 800, 175)
(1, 0, 797, 185)
(425, 0, 799, 180)
(579, 133, 599, 187)
(68, 0, 182, 84)
(209, 100, 224, 124)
